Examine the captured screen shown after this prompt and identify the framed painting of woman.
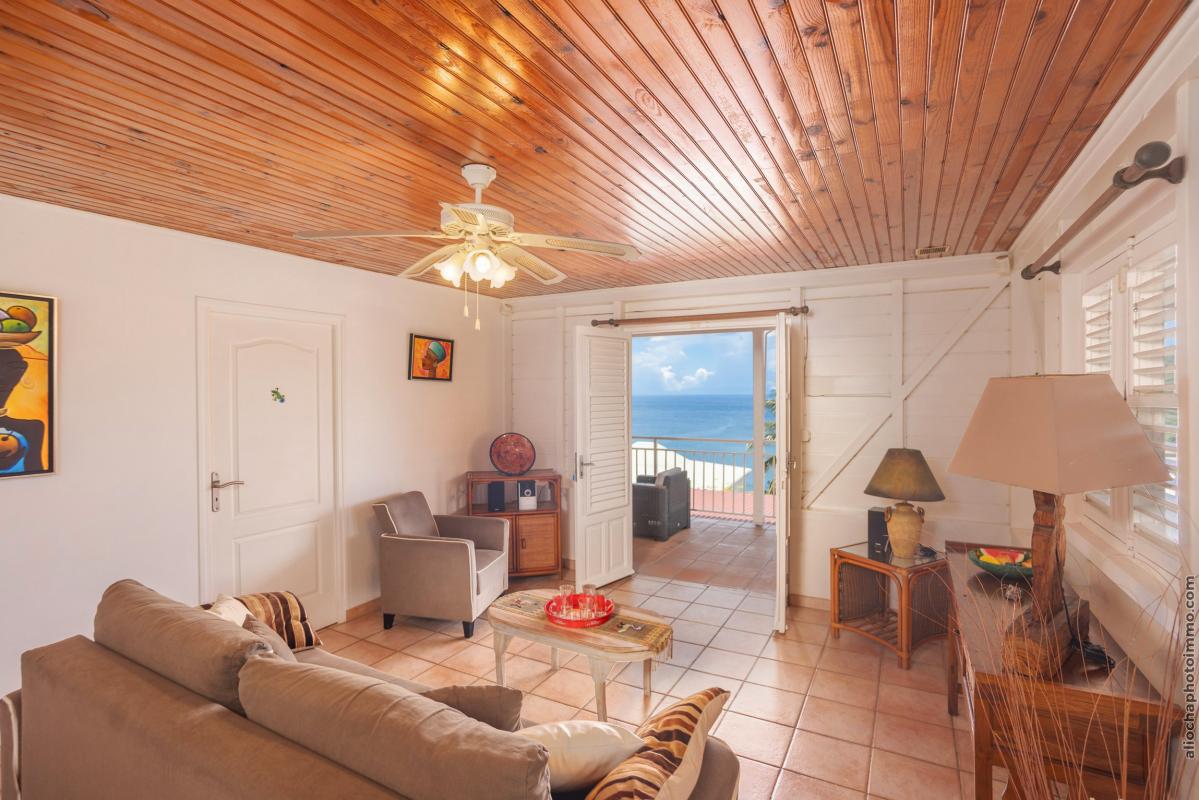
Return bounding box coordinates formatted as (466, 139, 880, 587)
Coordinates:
(408, 334, 454, 382)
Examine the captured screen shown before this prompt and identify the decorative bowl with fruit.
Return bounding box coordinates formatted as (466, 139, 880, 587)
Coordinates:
(0, 305, 40, 347)
(968, 547, 1034, 579)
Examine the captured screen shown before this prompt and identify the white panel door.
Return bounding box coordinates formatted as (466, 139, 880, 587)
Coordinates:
(774, 313, 792, 632)
(573, 325, 634, 588)
(204, 309, 340, 627)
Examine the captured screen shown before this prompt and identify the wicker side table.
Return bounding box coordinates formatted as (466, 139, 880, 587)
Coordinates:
(829, 542, 950, 668)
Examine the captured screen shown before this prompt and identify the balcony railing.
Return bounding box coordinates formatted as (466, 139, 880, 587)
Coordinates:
(632, 435, 775, 521)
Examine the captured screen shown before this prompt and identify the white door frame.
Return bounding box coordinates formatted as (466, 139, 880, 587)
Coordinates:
(195, 298, 347, 619)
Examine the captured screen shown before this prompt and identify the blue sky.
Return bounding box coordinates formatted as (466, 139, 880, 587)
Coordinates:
(632, 332, 775, 396)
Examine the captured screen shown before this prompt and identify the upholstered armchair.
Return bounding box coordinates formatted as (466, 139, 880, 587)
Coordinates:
(633, 467, 691, 541)
(372, 491, 509, 638)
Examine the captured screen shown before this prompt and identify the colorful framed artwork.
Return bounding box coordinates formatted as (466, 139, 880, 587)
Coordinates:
(408, 334, 454, 382)
(0, 291, 55, 478)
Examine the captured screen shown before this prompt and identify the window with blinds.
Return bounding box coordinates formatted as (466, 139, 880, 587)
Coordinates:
(1128, 247, 1180, 542)
(1082, 279, 1115, 514)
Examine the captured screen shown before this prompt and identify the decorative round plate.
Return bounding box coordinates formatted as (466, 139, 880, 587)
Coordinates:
(489, 432, 536, 475)
(968, 547, 1034, 579)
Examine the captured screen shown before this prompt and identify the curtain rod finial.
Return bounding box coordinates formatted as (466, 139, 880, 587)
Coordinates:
(1021, 260, 1062, 280)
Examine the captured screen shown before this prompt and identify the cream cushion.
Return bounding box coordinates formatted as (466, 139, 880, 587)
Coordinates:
(208, 594, 252, 626)
(518, 720, 643, 791)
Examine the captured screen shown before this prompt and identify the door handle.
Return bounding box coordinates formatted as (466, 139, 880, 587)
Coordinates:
(210, 472, 245, 512)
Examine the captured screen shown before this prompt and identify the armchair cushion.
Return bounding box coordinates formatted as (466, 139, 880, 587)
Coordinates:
(475, 548, 507, 598)
(655, 467, 684, 488)
(373, 491, 439, 539)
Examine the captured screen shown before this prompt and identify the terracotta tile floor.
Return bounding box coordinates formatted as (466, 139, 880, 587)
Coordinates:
(323, 550, 998, 799)
(632, 517, 778, 594)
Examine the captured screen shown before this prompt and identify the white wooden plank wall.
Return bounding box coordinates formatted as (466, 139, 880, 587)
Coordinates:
(507, 269, 1013, 598)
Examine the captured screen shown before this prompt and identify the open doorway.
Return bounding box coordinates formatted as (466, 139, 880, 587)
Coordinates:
(571, 313, 792, 632)
(629, 330, 777, 596)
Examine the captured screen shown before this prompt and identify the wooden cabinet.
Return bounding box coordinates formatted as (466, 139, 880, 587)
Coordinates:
(515, 514, 559, 573)
(466, 470, 562, 578)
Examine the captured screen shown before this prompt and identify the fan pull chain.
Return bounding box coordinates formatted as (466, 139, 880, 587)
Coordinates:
(463, 273, 469, 317)
(474, 277, 481, 331)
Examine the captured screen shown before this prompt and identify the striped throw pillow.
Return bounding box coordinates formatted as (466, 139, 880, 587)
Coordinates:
(585, 687, 729, 800)
(237, 591, 322, 651)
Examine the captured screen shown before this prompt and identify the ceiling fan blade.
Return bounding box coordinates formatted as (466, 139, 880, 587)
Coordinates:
(398, 244, 462, 277)
(495, 244, 567, 285)
(439, 203, 489, 235)
(294, 229, 453, 241)
(507, 232, 640, 261)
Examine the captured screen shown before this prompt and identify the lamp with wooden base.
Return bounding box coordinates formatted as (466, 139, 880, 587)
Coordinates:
(949, 374, 1170, 677)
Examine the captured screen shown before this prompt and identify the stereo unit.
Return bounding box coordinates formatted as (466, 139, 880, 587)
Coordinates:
(517, 479, 537, 511)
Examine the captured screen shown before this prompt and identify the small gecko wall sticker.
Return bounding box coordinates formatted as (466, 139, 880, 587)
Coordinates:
(271, 387, 286, 404)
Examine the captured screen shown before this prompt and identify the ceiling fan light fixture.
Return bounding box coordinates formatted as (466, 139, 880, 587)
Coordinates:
(469, 248, 495, 276)
(489, 263, 517, 289)
(437, 251, 465, 285)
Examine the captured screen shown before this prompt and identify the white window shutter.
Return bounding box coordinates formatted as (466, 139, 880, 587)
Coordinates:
(1083, 278, 1115, 514)
(1128, 246, 1181, 543)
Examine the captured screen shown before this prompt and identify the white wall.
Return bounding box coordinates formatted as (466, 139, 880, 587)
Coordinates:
(0, 195, 504, 692)
(504, 256, 1014, 602)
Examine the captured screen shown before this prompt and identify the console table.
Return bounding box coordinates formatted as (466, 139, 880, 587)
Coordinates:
(944, 541, 1179, 800)
(466, 470, 562, 578)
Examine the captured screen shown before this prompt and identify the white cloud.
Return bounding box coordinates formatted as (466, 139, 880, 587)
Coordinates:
(660, 365, 714, 391)
(633, 338, 686, 369)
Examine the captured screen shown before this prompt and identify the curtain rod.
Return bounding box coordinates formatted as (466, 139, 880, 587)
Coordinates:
(590, 305, 808, 327)
(1021, 140, 1185, 280)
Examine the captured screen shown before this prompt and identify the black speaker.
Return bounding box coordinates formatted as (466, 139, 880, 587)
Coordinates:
(487, 481, 506, 513)
(867, 506, 889, 559)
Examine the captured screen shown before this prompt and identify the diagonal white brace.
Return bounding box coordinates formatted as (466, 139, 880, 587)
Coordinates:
(802, 276, 1011, 508)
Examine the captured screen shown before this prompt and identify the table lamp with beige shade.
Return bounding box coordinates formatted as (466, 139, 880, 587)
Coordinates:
(949, 374, 1170, 674)
(864, 448, 945, 558)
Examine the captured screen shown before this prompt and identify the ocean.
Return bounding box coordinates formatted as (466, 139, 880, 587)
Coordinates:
(632, 394, 775, 490)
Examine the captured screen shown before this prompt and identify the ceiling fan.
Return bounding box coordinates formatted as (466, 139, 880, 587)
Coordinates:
(295, 164, 640, 290)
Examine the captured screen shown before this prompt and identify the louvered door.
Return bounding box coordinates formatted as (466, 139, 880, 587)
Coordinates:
(573, 326, 634, 588)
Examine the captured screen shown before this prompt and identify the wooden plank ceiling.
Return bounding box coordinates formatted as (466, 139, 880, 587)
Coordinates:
(0, 0, 1186, 297)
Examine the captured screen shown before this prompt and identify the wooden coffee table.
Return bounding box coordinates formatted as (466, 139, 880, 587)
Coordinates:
(487, 590, 673, 722)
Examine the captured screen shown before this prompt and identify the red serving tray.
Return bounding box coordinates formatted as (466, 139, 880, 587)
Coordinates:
(545, 594, 615, 628)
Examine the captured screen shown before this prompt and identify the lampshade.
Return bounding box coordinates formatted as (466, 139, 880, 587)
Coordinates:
(948, 374, 1169, 494)
(864, 448, 945, 502)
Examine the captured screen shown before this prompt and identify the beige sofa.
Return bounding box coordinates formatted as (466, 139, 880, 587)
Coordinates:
(3, 581, 739, 799)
